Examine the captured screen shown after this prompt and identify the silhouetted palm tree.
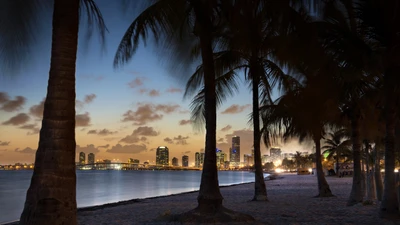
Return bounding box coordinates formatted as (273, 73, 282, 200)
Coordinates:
(6, 1, 107, 224)
(185, 0, 306, 201)
(357, 0, 400, 217)
(261, 64, 341, 197)
(322, 129, 351, 176)
(114, 0, 253, 222)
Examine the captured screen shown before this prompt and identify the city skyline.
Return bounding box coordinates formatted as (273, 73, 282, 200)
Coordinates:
(0, 1, 311, 165)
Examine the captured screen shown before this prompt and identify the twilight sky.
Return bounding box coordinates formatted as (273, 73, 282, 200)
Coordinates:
(0, 1, 311, 165)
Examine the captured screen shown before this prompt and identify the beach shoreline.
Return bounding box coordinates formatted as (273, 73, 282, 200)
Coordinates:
(4, 174, 399, 225)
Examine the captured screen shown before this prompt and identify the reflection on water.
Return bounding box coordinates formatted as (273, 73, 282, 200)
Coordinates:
(0, 170, 255, 223)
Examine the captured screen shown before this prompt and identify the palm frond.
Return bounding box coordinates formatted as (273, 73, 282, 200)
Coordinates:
(80, 0, 109, 53)
(114, 0, 188, 68)
(0, 0, 48, 74)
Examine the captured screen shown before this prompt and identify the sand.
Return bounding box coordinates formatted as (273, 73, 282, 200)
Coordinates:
(75, 173, 400, 225)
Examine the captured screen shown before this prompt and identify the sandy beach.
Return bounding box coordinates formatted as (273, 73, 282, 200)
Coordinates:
(74, 173, 399, 225)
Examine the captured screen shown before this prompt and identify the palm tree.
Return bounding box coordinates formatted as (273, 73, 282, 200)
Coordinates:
(114, 0, 253, 222)
(185, 0, 305, 202)
(322, 129, 351, 177)
(14, 1, 106, 224)
(261, 63, 340, 197)
(294, 151, 306, 168)
(360, 1, 400, 215)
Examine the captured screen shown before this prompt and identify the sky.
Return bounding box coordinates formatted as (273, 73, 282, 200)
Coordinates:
(0, 1, 311, 165)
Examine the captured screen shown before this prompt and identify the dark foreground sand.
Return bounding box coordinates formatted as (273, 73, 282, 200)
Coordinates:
(76, 173, 400, 225)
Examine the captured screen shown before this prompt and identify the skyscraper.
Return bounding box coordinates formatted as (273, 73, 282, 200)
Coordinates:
(88, 153, 95, 164)
(216, 149, 225, 169)
(230, 136, 240, 167)
(79, 152, 85, 165)
(270, 147, 281, 159)
(156, 146, 169, 166)
(182, 155, 189, 167)
(195, 152, 200, 167)
(172, 157, 179, 166)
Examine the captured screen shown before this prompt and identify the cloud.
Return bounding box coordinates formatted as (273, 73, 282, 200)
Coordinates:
(148, 90, 160, 97)
(0, 141, 10, 146)
(98, 144, 110, 148)
(103, 137, 120, 142)
(122, 105, 163, 125)
(0, 92, 8, 103)
(220, 125, 232, 132)
(164, 137, 173, 144)
(29, 99, 45, 118)
(221, 104, 251, 114)
(121, 103, 181, 125)
(76, 144, 102, 154)
(106, 144, 147, 154)
(128, 77, 145, 88)
(84, 94, 96, 104)
(0, 94, 26, 112)
(179, 120, 192, 125)
(119, 135, 140, 144)
(19, 123, 40, 135)
(174, 135, 189, 145)
(166, 88, 182, 93)
(132, 126, 159, 136)
(155, 104, 180, 113)
(2, 113, 30, 125)
(15, 147, 36, 154)
(119, 127, 158, 144)
(87, 129, 117, 136)
(76, 112, 91, 127)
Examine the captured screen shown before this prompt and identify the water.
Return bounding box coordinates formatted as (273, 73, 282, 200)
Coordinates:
(0, 170, 257, 223)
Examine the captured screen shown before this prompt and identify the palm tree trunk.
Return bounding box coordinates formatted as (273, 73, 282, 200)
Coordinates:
(374, 144, 383, 201)
(314, 137, 333, 197)
(380, 68, 399, 218)
(181, 2, 254, 222)
(250, 60, 267, 201)
(19, 0, 79, 224)
(336, 152, 340, 177)
(347, 112, 363, 206)
(365, 143, 374, 200)
(196, 19, 223, 210)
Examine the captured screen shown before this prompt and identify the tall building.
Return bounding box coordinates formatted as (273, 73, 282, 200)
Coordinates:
(172, 157, 179, 166)
(195, 152, 200, 167)
(88, 153, 95, 164)
(195, 151, 205, 168)
(156, 146, 169, 166)
(230, 136, 240, 167)
(79, 152, 85, 165)
(244, 154, 254, 166)
(270, 147, 281, 159)
(200, 152, 205, 166)
(216, 149, 226, 168)
(182, 155, 189, 167)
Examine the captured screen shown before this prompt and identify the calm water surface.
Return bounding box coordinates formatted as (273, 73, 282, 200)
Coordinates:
(0, 170, 256, 223)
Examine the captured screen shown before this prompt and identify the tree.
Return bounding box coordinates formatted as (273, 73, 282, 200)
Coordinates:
(322, 129, 352, 176)
(185, 0, 305, 202)
(13, 1, 106, 224)
(360, 2, 400, 217)
(114, 0, 253, 222)
(261, 64, 340, 197)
